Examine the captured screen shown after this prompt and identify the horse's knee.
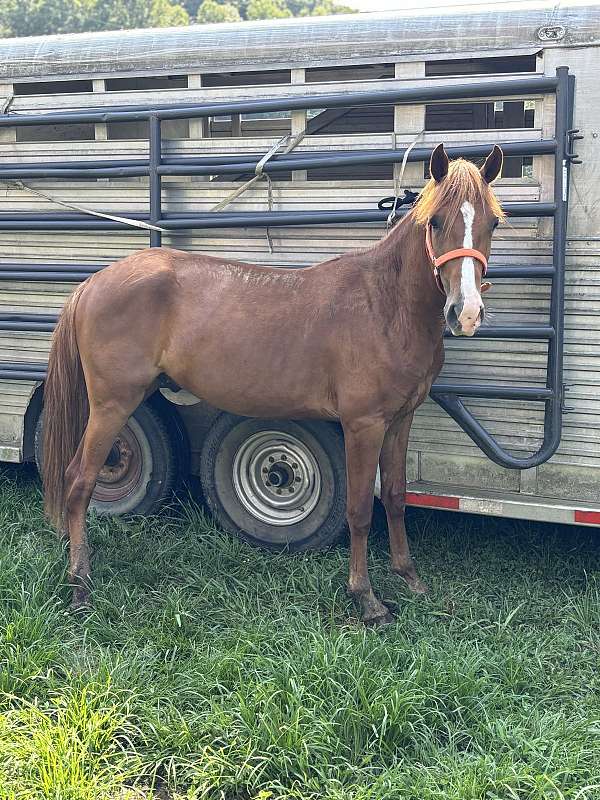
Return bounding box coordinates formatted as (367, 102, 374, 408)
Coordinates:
(346, 502, 373, 537)
(381, 483, 406, 516)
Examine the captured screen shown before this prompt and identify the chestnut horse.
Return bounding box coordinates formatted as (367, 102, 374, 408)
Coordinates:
(42, 144, 504, 624)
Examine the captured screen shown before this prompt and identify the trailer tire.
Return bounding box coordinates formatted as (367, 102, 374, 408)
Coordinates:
(35, 400, 179, 517)
(200, 414, 347, 551)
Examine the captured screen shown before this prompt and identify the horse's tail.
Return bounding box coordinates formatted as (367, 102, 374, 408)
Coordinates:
(42, 282, 89, 530)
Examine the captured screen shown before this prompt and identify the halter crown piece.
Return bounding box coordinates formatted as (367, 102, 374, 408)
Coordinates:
(425, 222, 488, 294)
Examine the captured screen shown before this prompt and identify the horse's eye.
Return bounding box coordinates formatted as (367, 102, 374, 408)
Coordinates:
(430, 216, 440, 230)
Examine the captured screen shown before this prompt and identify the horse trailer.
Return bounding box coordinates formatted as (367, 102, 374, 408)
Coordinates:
(0, 0, 598, 548)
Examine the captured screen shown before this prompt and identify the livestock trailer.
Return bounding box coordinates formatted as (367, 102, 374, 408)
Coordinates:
(0, 0, 598, 548)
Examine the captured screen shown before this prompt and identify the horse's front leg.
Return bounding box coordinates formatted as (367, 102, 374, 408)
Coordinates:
(379, 413, 427, 594)
(343, 418, 392, 626)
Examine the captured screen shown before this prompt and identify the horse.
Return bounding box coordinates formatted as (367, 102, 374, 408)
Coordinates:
(42, 143, 504, 625)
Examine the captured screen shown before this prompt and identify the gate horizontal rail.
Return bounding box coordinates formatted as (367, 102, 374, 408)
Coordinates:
(0, 75, 558, 127)
(0, 68, 576, 470)
(0, 203, 556, 231)
(0, 139, 556, 179)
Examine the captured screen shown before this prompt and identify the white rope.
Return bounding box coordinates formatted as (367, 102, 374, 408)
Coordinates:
(208, 131, 306, 253)
(387, 128, 425, 229)
(1, 179, 168, 233)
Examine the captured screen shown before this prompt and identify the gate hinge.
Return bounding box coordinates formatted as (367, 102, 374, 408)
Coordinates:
(561, 383, 575, 413)
(566, 129, 584, 165)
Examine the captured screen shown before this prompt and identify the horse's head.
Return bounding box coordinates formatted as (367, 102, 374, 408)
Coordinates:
(414, 143, 504, 336)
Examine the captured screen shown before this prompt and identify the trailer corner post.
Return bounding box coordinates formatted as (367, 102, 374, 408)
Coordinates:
(149, 114, 162, 248)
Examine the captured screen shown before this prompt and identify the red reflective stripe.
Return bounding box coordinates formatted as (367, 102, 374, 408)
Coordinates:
(575, 510, 600, 525)
(406, 492, 460, 510)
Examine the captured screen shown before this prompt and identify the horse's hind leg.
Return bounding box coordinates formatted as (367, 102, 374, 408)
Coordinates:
(64, 396, 144, 611)
(379, 413, 427, 594)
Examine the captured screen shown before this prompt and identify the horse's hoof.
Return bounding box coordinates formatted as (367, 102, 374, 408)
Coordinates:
(69, 596, 92, 616)
(392, 568, 429, 595)
(404, 576, 429, 595)
(364, 608, 395, 628)
(363, 597, 395, 627)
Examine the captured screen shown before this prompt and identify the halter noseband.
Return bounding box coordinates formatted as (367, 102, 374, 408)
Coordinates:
(425, 223, 488, 294)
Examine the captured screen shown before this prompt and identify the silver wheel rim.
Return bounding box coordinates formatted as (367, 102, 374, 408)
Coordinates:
(232, 430, 322, 526)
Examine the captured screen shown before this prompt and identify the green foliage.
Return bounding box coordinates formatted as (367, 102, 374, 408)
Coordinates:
(196, 0, 242, 23)
(0, 463, 599, 798)
(0, 0, 351, 38)
(0, 0, 190, 38)
(246, 0, 292, 20)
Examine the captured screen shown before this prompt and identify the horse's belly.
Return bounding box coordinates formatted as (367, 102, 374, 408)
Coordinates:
(168, 356, 336, 420)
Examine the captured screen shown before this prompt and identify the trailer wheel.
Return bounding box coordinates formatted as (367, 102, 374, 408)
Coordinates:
(200, 415, 347, 551)
(35, 400, 179, 517)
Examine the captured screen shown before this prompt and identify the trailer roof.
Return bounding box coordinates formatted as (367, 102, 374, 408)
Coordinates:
(0, 0, 598, 81)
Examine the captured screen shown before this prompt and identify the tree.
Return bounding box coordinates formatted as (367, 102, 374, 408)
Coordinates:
(196, 0, 241, 23)
(0, 0, 350, 38)
(246, 0, 292, 20)
(0, 0, 189, 38)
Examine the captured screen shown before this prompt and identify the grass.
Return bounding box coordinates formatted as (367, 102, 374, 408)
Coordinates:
(0, 464, 598, 800)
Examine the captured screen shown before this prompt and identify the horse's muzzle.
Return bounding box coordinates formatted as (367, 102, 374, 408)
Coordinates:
(445, 301, 484, 336)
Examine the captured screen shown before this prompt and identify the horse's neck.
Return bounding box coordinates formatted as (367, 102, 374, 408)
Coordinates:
(369, 216, 445, 332)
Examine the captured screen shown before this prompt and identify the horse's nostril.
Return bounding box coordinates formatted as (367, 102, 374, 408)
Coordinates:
(446, 303, 460, 331)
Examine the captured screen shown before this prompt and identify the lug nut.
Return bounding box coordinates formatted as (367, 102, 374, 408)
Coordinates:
(289, 487, 294, 493)
(280, 454, 287, 461)
(262, 467, 268, 473)
(292, 462, 298, 469)
(268, 456, 275, 463)
(276, 489, 282, 495)
(266, 481, 271, 487)
(295, 476, 301, 483)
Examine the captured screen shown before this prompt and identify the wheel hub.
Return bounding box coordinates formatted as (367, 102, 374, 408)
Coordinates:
(99, 437, 133, 484)
(94, 427, 143, 502)
(232, 431, 321, 525)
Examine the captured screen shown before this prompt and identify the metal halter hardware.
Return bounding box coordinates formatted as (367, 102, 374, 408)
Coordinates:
(425, 222, 488, 294)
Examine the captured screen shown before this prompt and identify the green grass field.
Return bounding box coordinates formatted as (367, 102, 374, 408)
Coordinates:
(0, 463, 598, 800)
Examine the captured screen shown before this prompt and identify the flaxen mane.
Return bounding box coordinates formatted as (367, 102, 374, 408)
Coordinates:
(412, 158, 505, 231)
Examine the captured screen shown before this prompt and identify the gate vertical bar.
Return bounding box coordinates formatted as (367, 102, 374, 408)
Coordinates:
(544, 66, 571, 452)
(149, 114, 162, 248)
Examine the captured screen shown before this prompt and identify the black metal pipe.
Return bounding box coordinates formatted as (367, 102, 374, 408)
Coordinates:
(0, 370, 46, 381)
(0, 272, 95, 281)
(159, 140, 557, 177)
(0, 358, 558, 405)
(0, 321, 55, 331)
(430, 384, 552, 401)
(0, 202, 554, 232)
(444, 325, 554, 340)
(486, 266, 555, 279)
(0, 68, 572, 473)
(0, 311, 556, 343)
(431, 72, 572, 470)
(149, 115, 162, 248)
(0, 139, 556, 179)
(0, 75, 558, 127)
(544, 65, 570, 454)
(0, 263, 555, 285)
(0, 314, 57, 322)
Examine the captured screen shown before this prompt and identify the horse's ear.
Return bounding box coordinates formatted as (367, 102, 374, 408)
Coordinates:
(430, 143, 449, 183)
(480, 145, 503, 184)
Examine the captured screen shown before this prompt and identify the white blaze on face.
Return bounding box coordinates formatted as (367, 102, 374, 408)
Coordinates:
(458, 200, 482, 334)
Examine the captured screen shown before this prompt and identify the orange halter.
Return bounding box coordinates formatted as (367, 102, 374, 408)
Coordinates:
(425, 223, 488, 294)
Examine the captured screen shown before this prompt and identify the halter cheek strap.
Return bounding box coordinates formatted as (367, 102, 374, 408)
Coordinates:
(425, 223, 488, 294)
